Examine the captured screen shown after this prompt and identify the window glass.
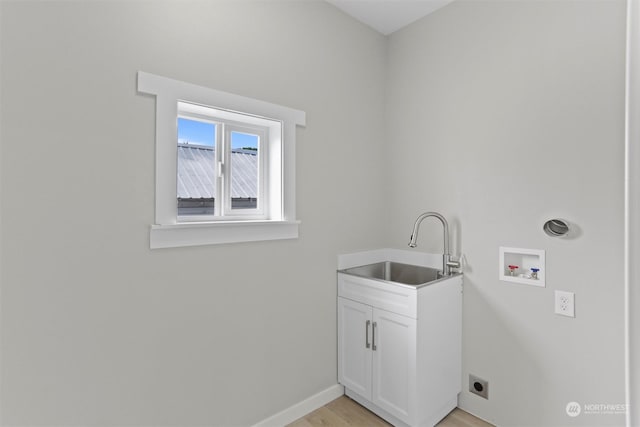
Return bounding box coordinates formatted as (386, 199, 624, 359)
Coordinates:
(177, 118, 216, 216)
(230, 131, 259, 210)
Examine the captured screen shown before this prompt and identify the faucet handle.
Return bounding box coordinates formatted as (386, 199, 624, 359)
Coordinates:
(446, 257, 461, 273)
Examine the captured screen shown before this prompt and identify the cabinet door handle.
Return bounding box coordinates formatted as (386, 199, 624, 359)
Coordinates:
(372, 321, 377, 351)
(365, 320, 371, 349)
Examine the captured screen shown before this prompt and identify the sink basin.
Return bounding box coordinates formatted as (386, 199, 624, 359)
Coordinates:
(339, 261, 445, 287)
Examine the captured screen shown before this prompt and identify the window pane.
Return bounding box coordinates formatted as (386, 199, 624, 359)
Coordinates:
(230, 131, 259, 210)
(177, 118, 216, 216)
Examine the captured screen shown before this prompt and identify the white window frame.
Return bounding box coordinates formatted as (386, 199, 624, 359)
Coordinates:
(222, 123, 268, 219)
(176, 106, 271, 222)
(137, 71, 305, 249)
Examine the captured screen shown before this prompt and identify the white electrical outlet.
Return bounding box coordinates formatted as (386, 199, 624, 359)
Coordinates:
(555, 290, 575, 317)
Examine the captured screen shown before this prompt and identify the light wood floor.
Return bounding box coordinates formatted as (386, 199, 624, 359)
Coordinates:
(287, 396, 493, 427)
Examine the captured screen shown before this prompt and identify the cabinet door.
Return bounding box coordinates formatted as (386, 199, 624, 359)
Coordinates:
(338, 297, 372, 399)
(372, 308, 417, 424)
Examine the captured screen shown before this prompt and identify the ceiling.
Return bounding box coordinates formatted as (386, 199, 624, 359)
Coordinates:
(326, 0, 455, 35)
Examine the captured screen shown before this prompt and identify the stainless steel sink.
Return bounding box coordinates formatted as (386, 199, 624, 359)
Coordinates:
(339, 261, 446, 287)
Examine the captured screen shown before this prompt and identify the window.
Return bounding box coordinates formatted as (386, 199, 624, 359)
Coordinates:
(138, 72, 305, 249)
(176, 104, 272, 221)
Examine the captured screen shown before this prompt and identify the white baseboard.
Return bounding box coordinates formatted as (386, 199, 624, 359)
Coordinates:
(252, 384, 344, 427)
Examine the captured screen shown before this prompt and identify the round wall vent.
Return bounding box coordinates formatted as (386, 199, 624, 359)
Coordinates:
(543, 219, 570, 237)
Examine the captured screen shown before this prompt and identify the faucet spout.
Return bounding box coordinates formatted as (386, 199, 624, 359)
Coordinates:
(408, 211, 455, 275)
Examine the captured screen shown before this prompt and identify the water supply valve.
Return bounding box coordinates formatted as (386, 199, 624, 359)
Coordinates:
(530, 268, 540, 280)
(508, 265, 519, 276)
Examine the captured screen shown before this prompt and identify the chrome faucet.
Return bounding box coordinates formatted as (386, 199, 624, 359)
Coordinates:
(408, 212, 460, 276)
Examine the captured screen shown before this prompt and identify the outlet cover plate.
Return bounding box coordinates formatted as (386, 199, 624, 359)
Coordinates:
(469, 374, 488, 399)
(555, 290, 575, 317)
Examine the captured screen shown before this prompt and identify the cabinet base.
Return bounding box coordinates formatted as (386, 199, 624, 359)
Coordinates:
(345, 388, 457, 427)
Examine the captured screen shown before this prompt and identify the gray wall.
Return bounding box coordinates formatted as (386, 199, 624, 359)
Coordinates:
(0, 1, 388, 425)
(628, 1, 640, 424)
(385, 1, 627, 426)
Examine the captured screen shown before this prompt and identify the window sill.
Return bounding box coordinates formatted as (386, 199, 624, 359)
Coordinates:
(150, 220, 300, 249)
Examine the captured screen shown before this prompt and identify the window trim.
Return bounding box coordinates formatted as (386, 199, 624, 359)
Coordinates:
(137, 71, 305, 249)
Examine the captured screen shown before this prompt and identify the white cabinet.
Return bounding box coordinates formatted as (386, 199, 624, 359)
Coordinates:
(337, 298, 373, 398)
(338, 298, 417, 422)
(371, 308, 417, 421)
(337, 272, 462, 427)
